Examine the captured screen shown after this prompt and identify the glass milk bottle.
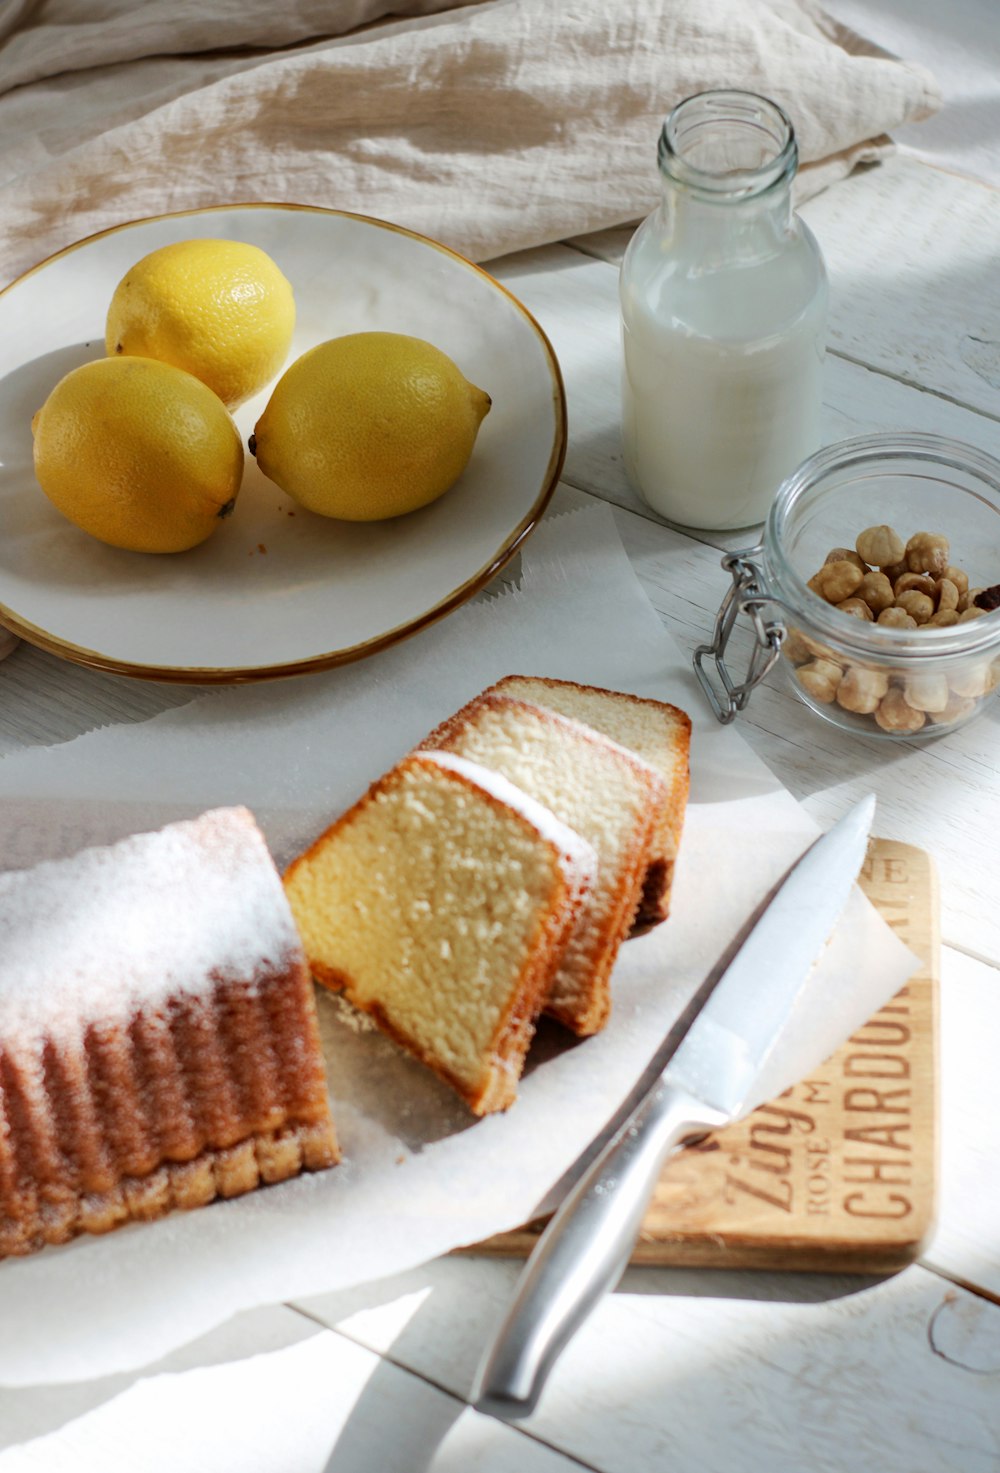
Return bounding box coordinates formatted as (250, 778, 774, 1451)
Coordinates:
(620, 90, 828, 531)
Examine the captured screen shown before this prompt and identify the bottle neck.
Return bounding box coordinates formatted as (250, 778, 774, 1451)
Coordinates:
(655, 90, 798, 268)
(658, 175, 793, 267)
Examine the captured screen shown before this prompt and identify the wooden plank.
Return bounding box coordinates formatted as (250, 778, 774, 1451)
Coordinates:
(475, 839, 937, 1273)
(0, 1307, 590, 1473)
(800, 154, 1000, 419)
(923, 944, 1000, 1302)
(0, 639, 199, 757)
(297, 1258, 1000, 1473)
(0, 1303, 315, 1453)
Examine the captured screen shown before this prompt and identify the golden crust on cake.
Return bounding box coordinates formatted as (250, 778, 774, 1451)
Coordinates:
(0, 807, 338, 1259)
(284, 751, 596, 1114)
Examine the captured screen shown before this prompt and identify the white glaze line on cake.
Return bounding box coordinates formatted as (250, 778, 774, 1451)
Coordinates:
(0, 807, 302, 1043)
(417, 751, 598, 895)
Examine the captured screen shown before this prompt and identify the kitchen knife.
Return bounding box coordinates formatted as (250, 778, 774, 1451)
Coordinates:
(473, 793, 878, 1419)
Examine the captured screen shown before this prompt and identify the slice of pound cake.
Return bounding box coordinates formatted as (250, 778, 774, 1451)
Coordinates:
(283, 751, 596, 1115)
(493, 676, 691, 929)
(0, 808, 338, 1259)
(422, 693, 668, 1035)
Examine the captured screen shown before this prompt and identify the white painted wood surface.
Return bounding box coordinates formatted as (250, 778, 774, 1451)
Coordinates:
(297, 1259, 1000, 1473)
(0, 1304, 592, 1473)
(3, 11, 1000, 1467)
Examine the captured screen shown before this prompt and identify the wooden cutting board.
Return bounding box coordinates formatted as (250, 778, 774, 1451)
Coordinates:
(476, 838, 938, 1274)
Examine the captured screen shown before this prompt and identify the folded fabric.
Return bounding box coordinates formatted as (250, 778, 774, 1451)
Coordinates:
(0, 0, 939, 285)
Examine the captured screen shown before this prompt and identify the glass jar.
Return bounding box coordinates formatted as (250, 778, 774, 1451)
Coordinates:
(619, 90, 827, 532)
(695, 433, 1000, 739)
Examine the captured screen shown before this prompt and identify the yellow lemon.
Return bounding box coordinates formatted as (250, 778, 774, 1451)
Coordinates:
(32, 357, 244, 553)
(249, 332, 491, 521)
(105, 239, 295, 408)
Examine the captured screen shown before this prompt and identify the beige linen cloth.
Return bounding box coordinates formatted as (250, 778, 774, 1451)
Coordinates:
(0, 0, 939, 286)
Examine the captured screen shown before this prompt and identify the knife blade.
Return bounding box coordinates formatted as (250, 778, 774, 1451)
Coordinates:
(473, 793, 878, 1419)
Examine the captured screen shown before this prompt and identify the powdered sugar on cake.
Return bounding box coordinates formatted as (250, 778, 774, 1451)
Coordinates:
(0, 807, 302, 1044)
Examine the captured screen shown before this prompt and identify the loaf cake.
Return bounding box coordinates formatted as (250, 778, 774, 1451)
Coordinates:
(422, 693, 667, 1035)
(0, 807, 338, 1260)
(283, 750, 596, 1115)
(493, 676, 691, 928)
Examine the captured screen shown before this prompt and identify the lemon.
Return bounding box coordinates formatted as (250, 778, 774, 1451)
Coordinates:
(249, 332, 491, 521)
(32, 357, 244, 553)
(105, 239, 295, 409)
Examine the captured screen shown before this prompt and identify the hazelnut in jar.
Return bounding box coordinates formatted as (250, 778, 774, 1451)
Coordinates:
(695, 433, 1000, 739)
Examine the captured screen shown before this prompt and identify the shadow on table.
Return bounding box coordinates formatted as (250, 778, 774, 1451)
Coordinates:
(306, 1251, 892, 1471)
(0, 1303, 314, 1455)
(320, 1356, 464, 1473)
(615, 1262, 889, 1305)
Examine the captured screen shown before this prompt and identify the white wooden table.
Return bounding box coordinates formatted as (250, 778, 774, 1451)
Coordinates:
(3, 6, 1000, 1468)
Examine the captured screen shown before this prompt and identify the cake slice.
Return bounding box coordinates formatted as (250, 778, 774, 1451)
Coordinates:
(493, 676, 691, 928)
(0, 807, 338, 1260)
(283, 751, 596, 1115)
(422, 693, 668, 1035)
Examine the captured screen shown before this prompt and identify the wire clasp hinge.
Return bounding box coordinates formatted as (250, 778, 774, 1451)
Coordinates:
(693, 546, 787, 724)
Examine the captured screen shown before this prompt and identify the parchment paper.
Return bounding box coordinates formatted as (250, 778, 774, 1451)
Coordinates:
(0, 504, 915, 1385)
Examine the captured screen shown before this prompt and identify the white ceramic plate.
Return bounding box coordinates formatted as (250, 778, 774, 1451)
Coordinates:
(0, 206, 565, 682)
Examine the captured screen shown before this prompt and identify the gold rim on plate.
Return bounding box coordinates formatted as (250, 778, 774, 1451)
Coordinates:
(0, 203, 567, 685)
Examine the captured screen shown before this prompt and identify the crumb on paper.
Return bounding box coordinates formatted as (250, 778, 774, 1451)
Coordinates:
(330, 994, 378, 1034)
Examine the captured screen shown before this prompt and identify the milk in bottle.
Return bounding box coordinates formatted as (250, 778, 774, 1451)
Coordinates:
(620, 91, 828, 531)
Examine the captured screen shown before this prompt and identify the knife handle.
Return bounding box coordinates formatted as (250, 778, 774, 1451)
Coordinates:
(472, 1084, 726, 1419)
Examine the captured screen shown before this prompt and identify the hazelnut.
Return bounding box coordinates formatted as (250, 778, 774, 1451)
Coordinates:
(936, 578, 960, 613)
(781, 627, 813, 665)
(837, 597, 874, 621)
(893, 572, 937, 599)
(800, 631, 841, 662)
(905, 531, 950, 576)
(950, 662, 997, 698)
(796, 529, 995, 734)
(811, 561, 864, 604)
(895, 590, 934, 624)
(856, 525, 905, 569)
(858, 571, 894, 613)
(927, 692, 977, 726)
(796, 659, 842, 704)
(877, 607, 918, 629)
(836, 665, 889, 714)
(874, 688, 926, 733)
(903, 672, 949, 713)
(825, 548, 868, 573)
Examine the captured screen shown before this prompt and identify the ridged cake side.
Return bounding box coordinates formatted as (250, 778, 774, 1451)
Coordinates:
(0, 807, 338, 1259)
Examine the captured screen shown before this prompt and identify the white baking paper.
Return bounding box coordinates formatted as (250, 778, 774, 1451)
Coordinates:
(0, 504, 916, 1385)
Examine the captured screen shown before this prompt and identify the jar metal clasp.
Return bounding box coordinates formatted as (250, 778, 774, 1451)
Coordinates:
(694, 546, 790, 723)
